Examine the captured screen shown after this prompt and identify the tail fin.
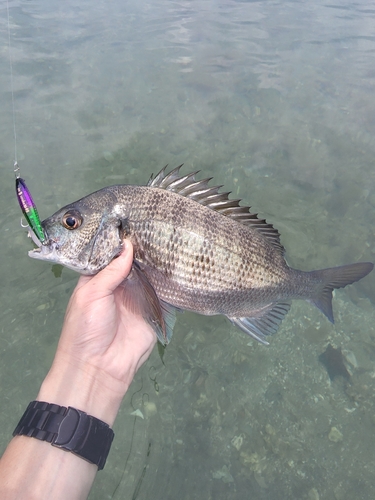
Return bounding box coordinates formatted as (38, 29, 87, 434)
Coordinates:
(309, 262, 373, 323)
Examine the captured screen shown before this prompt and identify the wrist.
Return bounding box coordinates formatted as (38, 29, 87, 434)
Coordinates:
(37, 352, 134, 426)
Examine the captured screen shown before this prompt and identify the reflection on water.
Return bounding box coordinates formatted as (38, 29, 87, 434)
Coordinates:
(0, 0, 374, 499)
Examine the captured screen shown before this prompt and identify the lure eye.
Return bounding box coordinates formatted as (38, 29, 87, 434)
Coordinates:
(62, 211, 83, 230)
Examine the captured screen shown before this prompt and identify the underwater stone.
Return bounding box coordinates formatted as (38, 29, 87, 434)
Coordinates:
(308, 488, 320, 500)
(328, 426, 343, 443)
(212, 465, 234, 483)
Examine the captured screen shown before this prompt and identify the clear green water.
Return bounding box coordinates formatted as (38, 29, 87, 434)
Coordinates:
(0, 0, 375, 498)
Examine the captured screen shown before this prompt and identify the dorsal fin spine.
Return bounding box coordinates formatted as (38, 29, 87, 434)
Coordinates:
(166, 171, 200, 191)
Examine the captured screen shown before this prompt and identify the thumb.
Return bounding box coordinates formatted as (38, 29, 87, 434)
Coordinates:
(86, 240, 134, 294)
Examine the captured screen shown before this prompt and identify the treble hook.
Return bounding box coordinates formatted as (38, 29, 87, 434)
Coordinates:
(20, 217, 28, 228)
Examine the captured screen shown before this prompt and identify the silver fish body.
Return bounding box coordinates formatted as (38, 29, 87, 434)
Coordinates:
(29, 166, 373, 344)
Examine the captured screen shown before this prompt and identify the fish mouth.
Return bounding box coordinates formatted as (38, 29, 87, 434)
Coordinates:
(28, 237, 60, 263)
(27, 227, 63, 263)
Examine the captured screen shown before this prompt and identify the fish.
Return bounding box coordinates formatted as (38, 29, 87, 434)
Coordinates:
(28, 165, 373, 345)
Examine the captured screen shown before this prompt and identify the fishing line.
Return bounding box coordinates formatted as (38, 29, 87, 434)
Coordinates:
(6, 0, 18, 169)
(7, 0, 46, 244)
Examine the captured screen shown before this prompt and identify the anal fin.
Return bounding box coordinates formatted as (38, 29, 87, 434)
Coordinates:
(228, 301, 291, 344)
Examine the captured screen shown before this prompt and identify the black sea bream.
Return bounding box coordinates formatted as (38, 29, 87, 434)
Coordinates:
(29, 166, 373, 345)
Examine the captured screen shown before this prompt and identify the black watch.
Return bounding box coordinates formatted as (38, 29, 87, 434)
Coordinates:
(13, 401, 114, 470)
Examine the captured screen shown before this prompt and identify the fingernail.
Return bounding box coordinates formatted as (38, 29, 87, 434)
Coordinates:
(122, 239, 130, 253)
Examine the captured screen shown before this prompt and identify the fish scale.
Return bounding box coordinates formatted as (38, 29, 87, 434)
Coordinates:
(125, 190, 284, 296)
(28, 165, 373, 345)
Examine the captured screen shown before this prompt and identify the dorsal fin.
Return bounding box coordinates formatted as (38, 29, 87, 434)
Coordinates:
(147, 165, 284, 254)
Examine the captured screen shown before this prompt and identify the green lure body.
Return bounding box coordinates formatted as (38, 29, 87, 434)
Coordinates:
(16, 177, 46, 244)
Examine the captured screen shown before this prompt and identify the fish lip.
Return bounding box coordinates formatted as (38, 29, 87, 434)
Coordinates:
(28, 238, 59, 262)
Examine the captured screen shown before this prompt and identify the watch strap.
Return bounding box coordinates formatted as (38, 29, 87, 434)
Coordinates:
(13, 401, 114, 470)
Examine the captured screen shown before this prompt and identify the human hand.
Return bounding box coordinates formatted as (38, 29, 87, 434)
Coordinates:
(38, 240, 157, 425)
(0, 242, 156, 497)
(59, 239, 156, 382)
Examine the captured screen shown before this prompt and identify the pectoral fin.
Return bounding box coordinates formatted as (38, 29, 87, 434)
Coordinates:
(121, 262, 176, 345)
(228, 301, 291, 344)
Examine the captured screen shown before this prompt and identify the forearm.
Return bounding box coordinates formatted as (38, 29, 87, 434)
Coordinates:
(0, 436, 95, 500)
(0, 354, 133, 500)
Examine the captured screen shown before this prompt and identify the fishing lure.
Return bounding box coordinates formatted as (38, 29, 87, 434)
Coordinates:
(15, 169, 46, 245)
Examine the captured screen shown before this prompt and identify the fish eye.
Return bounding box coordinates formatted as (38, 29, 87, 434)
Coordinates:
(62, 211, 83, 230)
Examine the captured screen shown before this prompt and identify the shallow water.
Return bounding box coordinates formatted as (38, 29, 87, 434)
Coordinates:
(0, 0, 375, 498)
